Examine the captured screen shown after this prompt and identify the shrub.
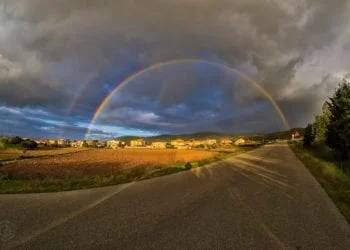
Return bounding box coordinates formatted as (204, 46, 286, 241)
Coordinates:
(184, 162, 192, 169)
(0, 138, 9, 149)
(9, 136, 23, 145)
(20, 140, 38, 151)
(326, 79, 350, 160)
(303, 123, 315, 147)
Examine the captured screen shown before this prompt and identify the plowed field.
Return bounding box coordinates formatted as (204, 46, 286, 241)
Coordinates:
(1, 149, 218, 179)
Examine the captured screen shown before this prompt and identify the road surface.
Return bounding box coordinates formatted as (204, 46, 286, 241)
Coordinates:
(1, 144, 350, 249)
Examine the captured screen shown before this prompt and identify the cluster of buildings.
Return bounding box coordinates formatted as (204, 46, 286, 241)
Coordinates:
(33, 137, 247, 149)
(167, 138, 234, 149)
(35, 139, 71, 147)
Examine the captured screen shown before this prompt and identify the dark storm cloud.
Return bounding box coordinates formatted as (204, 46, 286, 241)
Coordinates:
(0, 0, 349, 137)
(279, 73, 342, 127)
(0, 107, 111, 139)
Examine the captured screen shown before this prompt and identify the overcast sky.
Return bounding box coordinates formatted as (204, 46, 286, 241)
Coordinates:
(0, 0, 349, 139)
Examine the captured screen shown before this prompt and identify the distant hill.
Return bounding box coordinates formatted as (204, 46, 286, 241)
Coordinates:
(117, 131, 258, 143)
(150, 131, 233, 141)
(117, 132, 238, 144)
(116, 128, 305, 144)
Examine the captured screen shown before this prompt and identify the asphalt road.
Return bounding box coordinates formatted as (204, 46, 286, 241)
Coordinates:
(1, 144, 350, 249)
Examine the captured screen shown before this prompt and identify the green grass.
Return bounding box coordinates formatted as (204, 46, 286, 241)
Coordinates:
(289, 141, 350, 223)
(0, 146, 258, 194)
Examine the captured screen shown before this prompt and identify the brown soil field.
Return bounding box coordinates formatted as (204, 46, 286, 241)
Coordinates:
(0, 149, 218, 179)
(0, 147, 88, 161)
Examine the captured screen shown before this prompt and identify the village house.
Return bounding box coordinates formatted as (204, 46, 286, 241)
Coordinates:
(170, 139, 193, 149)
(85, 140, 95, 147)
(170, 139, 185, 148)
(221, 138, 232, 145)
(71, 140, 84, 148)
(234, 138, 246, 145)
(96, 141, 106, 148)
(190, 140, 204, 147)
(107, 140, 120, 149)
(35, 139, 49, 146)
(58, 139, 70, 147)
(177, 144, 191, 150)
(49, 139, 58, 146)
(205, 139, 217, 145)
(291, 131, 302, 141)
(151, 141, 167, 149)
(130, 139, 145, 147)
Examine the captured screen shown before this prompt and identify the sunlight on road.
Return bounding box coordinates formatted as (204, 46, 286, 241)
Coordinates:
(7, 183, 134, 249)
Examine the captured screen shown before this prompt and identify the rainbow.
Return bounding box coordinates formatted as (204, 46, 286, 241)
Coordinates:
(59, 73, 98, 139)
(85, 59, 289, 138)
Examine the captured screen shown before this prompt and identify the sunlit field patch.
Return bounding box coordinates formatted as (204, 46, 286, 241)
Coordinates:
(0, 149, 218, 179)
(0, 146, 257, 193)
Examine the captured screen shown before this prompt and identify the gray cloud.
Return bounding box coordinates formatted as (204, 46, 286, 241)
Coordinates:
(0, 0, 349, 137)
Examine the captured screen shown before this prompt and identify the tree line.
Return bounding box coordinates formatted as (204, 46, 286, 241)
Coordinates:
(0, 136, 38, 151)
(303, 79, 350, 163)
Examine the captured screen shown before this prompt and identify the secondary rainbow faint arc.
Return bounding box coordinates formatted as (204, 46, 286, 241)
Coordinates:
(86, 59, 290, 138)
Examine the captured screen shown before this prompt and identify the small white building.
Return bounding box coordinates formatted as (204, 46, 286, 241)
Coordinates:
(96, 141, 106, 148)
(71, 140, 84, 148)
(221, 138, 232, 145)
(107, 140, 120, 149)
(291, 131, 302, 141)
(234, 138, 246, 146)
(58, 139, 70, 147)
(151, 141, 167, 149)
(205, 139, 217, 145)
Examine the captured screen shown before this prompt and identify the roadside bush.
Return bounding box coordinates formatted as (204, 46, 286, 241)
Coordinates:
(314, 102, 330, 142)
(184, 162, 192, 169)
(0, 138, 9, 149)
(20, 140, 38, 154)
(8, 136, 23, 145)
(303, 123, 315, 147)
(326, 79, 350, 161)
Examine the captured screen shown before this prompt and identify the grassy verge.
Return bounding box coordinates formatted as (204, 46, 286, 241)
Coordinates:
(289, 142, 350, 223)
(0, 146, 258, 194)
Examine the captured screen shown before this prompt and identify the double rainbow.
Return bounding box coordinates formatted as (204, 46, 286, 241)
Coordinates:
(85, 59, 289, 138)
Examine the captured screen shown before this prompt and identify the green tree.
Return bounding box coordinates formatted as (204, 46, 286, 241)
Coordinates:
(303, 123, 315, 147)
(118, 141, 126, 148)
(166, 142, 174, 149)
(20, 140, 38, 150)
(9, 136, 23, 145)
(314, 102, 331, 142)
(91, 140, 99, 148)
(20, 140, 37, 154)
(0, 137, 9, 149)
(326, 79, 350, 160)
